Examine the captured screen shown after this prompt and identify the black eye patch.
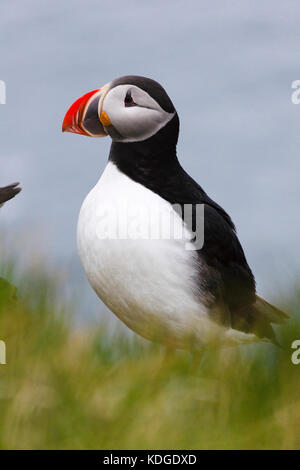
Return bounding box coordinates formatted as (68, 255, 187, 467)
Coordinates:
(124, 90, 137, 107)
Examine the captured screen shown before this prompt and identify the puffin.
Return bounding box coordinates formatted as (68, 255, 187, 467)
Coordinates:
(0, 182, 21, 208)
(62, 75, 287, 349)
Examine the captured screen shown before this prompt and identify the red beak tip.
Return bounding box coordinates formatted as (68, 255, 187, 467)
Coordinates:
(62, 89, 102, 137)
(62, 123, 72, 133)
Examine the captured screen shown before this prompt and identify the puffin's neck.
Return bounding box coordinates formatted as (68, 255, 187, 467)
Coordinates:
(108, 114, 181, 191)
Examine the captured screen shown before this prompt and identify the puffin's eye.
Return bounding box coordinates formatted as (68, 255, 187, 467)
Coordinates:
(124, 90, 136, 107)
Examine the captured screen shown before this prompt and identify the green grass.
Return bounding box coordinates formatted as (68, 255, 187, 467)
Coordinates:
(0, 261, 299, 450)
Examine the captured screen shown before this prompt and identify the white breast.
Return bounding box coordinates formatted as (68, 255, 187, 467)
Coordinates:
(77, 162, 251, 348)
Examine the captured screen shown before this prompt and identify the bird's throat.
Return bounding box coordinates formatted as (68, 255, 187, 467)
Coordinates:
(108, 114, 180, 192)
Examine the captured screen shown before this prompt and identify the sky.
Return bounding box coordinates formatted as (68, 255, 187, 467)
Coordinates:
(0, 0, 299, 324)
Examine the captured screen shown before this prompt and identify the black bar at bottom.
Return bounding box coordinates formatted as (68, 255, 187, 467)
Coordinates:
(0, 449, 297, 466)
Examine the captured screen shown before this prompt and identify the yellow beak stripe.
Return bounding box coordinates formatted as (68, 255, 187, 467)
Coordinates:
(100, 111, 111, 127)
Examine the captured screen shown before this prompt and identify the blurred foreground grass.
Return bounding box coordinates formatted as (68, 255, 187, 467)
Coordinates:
(0, 261, 299, 450)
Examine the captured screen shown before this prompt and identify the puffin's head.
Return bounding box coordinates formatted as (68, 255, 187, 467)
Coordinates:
(62, 75, 177, 144)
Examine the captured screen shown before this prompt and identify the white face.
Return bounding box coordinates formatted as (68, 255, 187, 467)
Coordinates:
(101, 84, 175, 143)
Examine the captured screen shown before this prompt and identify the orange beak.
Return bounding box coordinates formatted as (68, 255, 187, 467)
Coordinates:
(62, 88, 108, 137)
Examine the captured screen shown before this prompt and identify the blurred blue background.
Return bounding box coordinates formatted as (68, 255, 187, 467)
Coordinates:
(1, 0, 299, 324)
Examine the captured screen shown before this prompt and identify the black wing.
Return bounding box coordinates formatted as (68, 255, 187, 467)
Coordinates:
(178, 171, 288, 341)
(176, 171, 257, 329)
(0, 182, 21, 205)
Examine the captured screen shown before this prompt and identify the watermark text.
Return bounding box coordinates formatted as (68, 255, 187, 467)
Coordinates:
(291, 340, 300, 365)
(0, 340, 6, 365)
(291, 80, 300, 104)
(0, 80, 6, 104)
(92, 202, 205, 251)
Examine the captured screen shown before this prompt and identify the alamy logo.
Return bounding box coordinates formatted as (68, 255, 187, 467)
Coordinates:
(291, 340, 300, 365)
(93, 202, 205, 251)
(0, 80, 6, 104)
(0, 340, 6, 365)
(291, 80, 300, 104)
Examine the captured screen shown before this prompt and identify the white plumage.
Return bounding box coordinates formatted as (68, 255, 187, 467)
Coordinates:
(77, 162, 256, 348)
